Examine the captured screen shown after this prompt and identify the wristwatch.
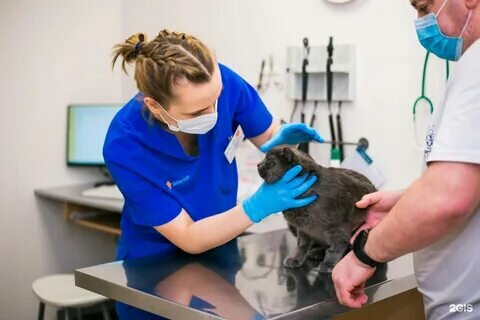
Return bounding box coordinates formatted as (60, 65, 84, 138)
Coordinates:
(352, 229, 381, 268)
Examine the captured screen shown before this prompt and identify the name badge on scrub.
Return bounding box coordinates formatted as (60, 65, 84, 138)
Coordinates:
(224, 126, 245, 164)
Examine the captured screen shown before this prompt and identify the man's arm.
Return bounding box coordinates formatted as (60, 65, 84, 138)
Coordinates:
(365, 161, 480, 263)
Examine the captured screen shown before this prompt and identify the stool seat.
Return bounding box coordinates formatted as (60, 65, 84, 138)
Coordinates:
(32, 274, 107, 308)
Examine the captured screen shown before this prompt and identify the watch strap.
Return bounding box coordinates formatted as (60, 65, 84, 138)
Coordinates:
(353, 230, 381, 268)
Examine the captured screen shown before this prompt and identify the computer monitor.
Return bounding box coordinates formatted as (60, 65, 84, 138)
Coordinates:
(67, 104, 122, 166)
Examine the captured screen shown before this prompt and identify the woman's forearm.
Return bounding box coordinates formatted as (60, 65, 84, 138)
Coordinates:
(249, 120, 281, 149)
(184, 205, 253, 254)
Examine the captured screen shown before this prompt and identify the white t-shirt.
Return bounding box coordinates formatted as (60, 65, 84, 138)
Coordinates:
(414, 39, 480, 320)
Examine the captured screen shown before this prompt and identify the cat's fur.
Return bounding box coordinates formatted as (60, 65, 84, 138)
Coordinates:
(257, 147, 377, 273)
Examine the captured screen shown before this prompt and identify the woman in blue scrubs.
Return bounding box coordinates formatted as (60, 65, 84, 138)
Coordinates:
(104, 30, 323, 318)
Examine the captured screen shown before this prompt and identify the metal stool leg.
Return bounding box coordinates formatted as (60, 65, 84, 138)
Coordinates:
(101, 303, 111, 320)
(37, 302, 45, 320)
(63, 308, 70, 320)
(76, 308, 83, 320)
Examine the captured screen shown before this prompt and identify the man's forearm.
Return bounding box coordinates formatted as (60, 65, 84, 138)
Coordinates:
(365, 163, 479, 263)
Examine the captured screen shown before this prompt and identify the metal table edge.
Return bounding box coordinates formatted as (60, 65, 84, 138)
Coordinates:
(75, 269, 225, 320)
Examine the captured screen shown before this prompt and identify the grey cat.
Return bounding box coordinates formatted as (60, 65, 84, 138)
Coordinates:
(257, 147, 377, 273)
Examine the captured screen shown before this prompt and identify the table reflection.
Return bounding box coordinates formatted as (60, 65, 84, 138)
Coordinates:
(117, 231, 388, 320)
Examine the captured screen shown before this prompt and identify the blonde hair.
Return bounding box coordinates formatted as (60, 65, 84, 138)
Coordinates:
(112, 30, 215, 109)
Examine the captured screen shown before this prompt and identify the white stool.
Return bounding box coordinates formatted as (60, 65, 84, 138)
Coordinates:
(32, 274, 110, 320)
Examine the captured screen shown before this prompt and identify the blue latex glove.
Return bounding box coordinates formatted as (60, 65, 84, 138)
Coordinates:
(243, 165, 318, 223)
(260, 123, 324, 153)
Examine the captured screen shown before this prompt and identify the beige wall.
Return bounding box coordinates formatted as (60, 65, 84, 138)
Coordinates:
(120, 0, 450, 190)
(0, 1, 122, 319)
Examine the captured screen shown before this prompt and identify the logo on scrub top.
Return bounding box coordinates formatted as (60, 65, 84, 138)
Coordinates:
(424, 127, 434, 161)
(166, 175, 191, 190)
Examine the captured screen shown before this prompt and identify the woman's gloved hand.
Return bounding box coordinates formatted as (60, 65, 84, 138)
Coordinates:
(242, 165, 318, 223)
(260, 123, 324, 153)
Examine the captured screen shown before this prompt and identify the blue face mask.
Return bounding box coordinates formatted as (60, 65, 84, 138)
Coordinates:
(415, 0, 472, 61)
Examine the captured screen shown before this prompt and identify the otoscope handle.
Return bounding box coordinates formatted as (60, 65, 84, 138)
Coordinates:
(327, 36, 334, 57)
(329, 113, 336, 149)
(336, 113, 344, 161)
(303, 37, 309, 48)
(326, 37, 334, 105)
(301, 37, 310, 104)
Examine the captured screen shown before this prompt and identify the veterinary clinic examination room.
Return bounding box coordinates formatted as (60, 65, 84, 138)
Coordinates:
(2, 0, 480, 319)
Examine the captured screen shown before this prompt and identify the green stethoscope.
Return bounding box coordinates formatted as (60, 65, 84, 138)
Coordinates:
(412, 51, 450, 148)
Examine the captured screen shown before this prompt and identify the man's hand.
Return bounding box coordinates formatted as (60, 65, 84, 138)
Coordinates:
(351, 190, 403, 243)
(332, 251, 376, 308)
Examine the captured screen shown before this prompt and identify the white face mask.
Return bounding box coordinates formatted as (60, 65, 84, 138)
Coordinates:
(157, 100, 218, 134)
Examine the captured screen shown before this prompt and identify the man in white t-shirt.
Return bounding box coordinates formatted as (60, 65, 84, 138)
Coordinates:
(332, 0, 480, 319)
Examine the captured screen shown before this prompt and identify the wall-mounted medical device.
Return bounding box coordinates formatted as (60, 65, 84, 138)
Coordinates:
(286, 43, 355, 102)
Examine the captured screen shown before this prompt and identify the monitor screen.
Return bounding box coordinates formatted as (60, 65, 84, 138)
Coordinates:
(67, 104, 122, 166)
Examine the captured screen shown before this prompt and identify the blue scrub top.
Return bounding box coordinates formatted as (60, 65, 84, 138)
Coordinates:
(103, 63, 273, 260)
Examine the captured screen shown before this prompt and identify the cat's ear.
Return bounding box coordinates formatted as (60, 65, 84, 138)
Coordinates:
(281, 147, 295, 163)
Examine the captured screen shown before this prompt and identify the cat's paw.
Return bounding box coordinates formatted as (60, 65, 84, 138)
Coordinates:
(307, 247, 326, 261)
(319, 262, 333, 273)
(284, 256, 304, 268)
(286, 275, 297, 292)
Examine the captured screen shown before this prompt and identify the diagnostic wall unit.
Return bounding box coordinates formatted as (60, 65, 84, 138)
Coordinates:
(286, 44, 356, 102)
